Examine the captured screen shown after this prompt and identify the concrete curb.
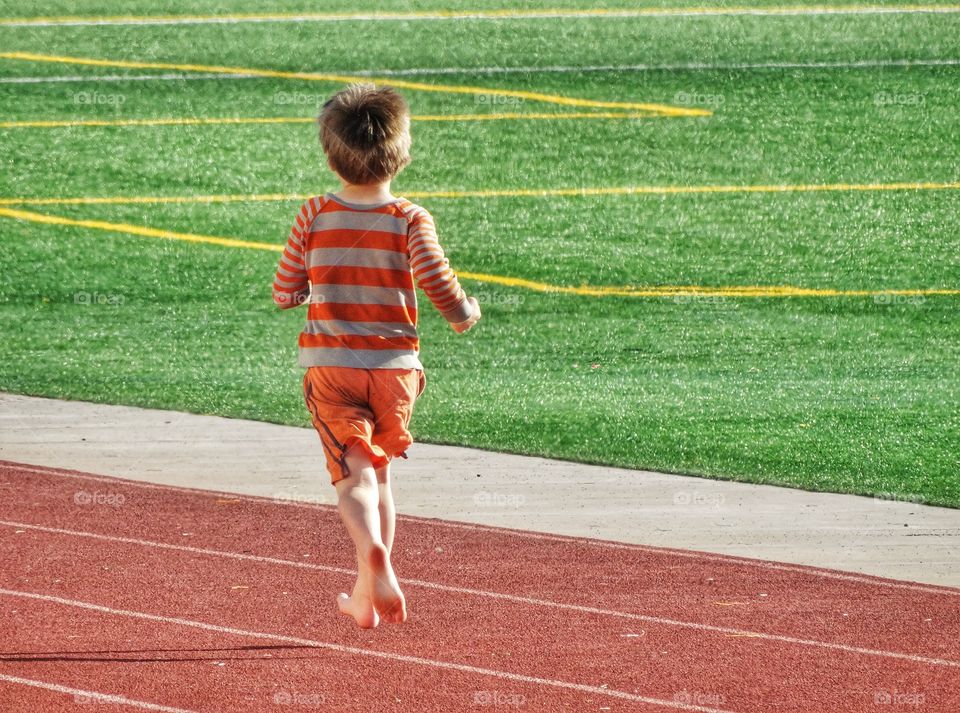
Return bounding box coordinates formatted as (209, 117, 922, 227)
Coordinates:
(2, 392, 957, 586)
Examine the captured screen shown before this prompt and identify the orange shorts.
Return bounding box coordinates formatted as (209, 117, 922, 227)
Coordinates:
(303, 366, 425, 484)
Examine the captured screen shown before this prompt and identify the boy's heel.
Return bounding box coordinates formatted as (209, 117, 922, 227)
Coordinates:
(367, 544, 407, 623)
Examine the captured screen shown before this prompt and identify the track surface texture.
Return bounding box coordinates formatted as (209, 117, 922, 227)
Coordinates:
(0, 460, 958, 712)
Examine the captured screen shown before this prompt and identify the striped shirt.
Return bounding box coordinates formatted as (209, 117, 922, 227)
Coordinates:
(272, 193, 472, 369)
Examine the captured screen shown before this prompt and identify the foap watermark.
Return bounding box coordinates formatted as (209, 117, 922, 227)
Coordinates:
(274, 91, 325, 107)
(672, 293, 736, 308)
(874, 92, 925, 107)
(474, 290, 524, 306)
(874, 689, 925, 706)
(873, 293, 925, 306)
(274, 291, 312, 308)
(73, 91, 126, 106)
(273, 690, 326, 706)
(74, 490, 126, 507)
(74, 291, 125, 306)
(674, 691, 726, 707)
(74, 694, 113, 705)
(673, 491, 725, 508)
(473, 690, 526, 706)
(473, 491, 526, 509)
(873, 492, 925, 506)
(476, 92, 524, 106)
(272, 491, 329, 506)
(672, 90, 725, 108)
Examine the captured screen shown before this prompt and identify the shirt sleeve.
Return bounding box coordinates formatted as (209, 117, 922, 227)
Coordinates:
(272, 200, 314, 309)
(407, 207, 473, 324)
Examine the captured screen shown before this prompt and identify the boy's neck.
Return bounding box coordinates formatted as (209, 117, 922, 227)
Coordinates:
(334, 181, 394, 205)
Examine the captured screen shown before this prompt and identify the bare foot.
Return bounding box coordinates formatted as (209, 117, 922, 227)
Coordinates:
(336, 585, 379, 629)
(367, 544, 407, 623)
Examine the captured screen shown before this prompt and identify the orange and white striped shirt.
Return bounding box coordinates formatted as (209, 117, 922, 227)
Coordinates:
(272, 193, 472, 369)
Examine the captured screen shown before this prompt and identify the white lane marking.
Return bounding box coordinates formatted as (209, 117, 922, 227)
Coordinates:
(0, 588, 737, 713)
(4, 461, 959, 596)
(3, 519, 959, 669)
(0, 673, 195, 713)
(2, 58, 958, 84)
(2, 6, 960, 27)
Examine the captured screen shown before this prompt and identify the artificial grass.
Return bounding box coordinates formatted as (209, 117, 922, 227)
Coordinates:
(1, 1, 958, 505)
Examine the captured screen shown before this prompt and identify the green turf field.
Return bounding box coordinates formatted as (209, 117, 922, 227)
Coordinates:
(1, 1, 958, 506)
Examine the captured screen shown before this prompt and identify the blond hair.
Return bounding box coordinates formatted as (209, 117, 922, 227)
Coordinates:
(319, 84, 411, 185)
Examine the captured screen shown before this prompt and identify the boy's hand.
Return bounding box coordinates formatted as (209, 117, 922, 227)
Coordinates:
(451, 296, 481, 334)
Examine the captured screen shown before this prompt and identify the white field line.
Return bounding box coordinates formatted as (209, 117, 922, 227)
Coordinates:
(0, 72, 255, 84)
(2, 518, 959, 669)
(0, 588, 737, 713)
(0, 673, 195, 713)
(5, 461, 959, 597)
(2, 6, 960, 27)
(2, 58, 959, 84)
(310, 58, 960, 74)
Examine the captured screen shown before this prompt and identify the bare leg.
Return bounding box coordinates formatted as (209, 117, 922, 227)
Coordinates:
(376, 463, 395, 554)
(334, 447, 407, 626)
(333, 464, 380, 629)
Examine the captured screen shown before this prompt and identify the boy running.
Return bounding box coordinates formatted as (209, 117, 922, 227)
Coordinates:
(272, 84, 481, 628)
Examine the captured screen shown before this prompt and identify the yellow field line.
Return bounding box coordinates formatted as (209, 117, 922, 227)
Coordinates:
(416, 111, 645, 121)
(0, 51, 708, 117)
(1, 180, 959, 208)
(0, 112, 647, 130)
(0, 206, 278, 252)
(2, 5, 959, 25)
(1, 206, 954, 299)
(460, 271, 960, 297)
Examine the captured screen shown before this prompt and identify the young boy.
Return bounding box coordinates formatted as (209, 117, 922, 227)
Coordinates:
(272, 84, 481, 628)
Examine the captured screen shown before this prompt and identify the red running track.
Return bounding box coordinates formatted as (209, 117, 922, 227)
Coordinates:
(0, 460, 957, 712)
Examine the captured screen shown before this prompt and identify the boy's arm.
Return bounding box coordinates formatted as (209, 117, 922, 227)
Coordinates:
(272, 201, 313, 309)
(407, 208, 480, 333)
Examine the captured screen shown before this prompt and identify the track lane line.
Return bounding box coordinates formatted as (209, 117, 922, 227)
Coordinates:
(0, 673, 195, 713)
(0, 588, 739, 713)
(3, 518, 958, 668)
(4, 461, 959, 597)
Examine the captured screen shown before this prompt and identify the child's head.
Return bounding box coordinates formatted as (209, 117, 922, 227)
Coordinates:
(319, 83, 411, 186)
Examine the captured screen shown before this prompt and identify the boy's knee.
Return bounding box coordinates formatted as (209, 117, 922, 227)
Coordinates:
(335, 471, 378, 506)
